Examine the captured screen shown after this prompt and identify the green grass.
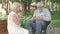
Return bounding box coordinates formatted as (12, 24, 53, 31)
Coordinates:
(51, 11, 60, 27)
(0, 12, 7, 20)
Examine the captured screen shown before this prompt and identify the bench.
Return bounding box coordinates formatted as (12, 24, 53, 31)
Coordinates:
(0, 20, 8, 34)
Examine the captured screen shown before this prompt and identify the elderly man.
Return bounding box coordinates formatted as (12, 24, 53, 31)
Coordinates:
(26, 2, 51, 34)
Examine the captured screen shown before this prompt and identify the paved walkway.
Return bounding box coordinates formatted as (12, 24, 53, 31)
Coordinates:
(54, 27, 60, 34)
(46, 24, 60, 34)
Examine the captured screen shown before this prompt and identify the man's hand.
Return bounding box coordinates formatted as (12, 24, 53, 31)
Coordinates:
(36, 16, 43, 21)
(32, 16, 36, 20)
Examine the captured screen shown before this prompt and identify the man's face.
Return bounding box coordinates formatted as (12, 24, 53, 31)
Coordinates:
(37, 5, 43, 10)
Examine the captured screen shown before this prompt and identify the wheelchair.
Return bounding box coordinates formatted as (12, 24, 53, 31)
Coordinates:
(41, 21, 51, 34)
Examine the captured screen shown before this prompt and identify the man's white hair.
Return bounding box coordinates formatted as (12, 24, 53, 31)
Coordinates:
(36, 2, 44, 7)
(11, 2, 22, 11)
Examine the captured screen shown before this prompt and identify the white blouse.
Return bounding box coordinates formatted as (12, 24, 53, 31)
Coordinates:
(7, 11, 29, 34)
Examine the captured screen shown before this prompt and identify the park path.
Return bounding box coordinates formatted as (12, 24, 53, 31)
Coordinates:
(46, 24, 60, 34)
(54, 27, 60, 34)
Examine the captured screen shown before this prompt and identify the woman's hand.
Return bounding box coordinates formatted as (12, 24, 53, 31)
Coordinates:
(18, 12, 23, 19)
(13, 14, 20, 26)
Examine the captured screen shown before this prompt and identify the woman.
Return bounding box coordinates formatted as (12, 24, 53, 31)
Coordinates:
(7, 2, 29, 34)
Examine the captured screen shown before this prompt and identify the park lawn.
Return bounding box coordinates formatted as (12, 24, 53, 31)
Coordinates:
(51, 11, 60, 27)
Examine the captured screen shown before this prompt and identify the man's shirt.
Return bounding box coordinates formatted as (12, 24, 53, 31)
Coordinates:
(33, 8, 51, 21)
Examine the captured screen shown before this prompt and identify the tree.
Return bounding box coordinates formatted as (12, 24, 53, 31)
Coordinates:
(35, 0, 41, 3)
(2, 0, 9, 15)
(23, 0, 27, 14)
(27, 0, 32, 13)
(19, 0, 27, 14)
(50, 0, 60, 11)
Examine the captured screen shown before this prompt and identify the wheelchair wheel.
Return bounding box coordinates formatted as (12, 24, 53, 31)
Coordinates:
(46, 24, 55, 34)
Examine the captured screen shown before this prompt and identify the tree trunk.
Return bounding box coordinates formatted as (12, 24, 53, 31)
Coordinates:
(24, 0, 27, 14)
(15, 0, 20, 2)
(44, 0, 47, 7)
(2, 0, 6, 8)
(28, 3, 30, 13)
(6, 0, 9, 15)
(2, 0, 9, 15)
(27, 0, 32, 13)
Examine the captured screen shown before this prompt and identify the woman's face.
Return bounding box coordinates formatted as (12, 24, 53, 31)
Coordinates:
(15, 6, 21, 13)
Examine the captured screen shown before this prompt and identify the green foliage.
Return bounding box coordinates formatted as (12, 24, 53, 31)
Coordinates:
(35, 0, 41, 3)
(27, 0, 32, 3)
(0, 12, 2, 17)
(0, 15, 7, 20)
(0, 0, 2, 3)
(21, 13, 33, 28)
(0, 12, 7, 20)
(50, 0, 60, 3)
(11, 0, 20, 3)
(19, 0, 24, 3)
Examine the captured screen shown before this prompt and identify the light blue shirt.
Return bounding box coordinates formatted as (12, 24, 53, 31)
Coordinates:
(33, 8, 51, 21)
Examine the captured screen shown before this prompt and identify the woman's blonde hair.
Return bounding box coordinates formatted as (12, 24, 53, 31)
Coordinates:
(11, 2, 22, 11)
